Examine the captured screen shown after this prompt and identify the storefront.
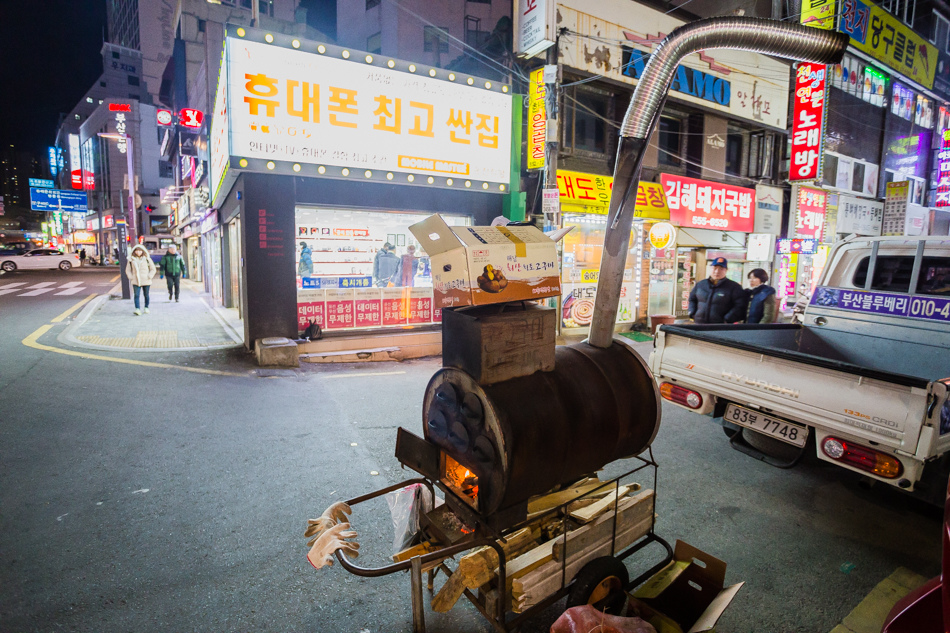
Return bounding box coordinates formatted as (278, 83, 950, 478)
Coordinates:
(208, 28, 519, 347)
(555, 169, 669, 332)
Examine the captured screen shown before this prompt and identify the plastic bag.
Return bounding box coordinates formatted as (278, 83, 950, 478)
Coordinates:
(550, 606, 657, 633)
(385, 483, 434, 554)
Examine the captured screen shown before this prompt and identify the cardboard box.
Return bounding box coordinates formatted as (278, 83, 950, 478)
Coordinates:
(628, 541, 743, 633)
(408, 215, 568, 308)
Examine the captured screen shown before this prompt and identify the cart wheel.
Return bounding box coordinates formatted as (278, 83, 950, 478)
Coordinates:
(566, 556, 629, 615)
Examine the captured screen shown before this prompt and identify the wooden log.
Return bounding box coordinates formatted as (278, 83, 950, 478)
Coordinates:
(553, 489, 654, 562)
(392, 541, 434, 563)
(568, 484, 633, 523)
(526, 478, 602, 516)
(430, 527, 536, 613)
(511, 514, 655, 613)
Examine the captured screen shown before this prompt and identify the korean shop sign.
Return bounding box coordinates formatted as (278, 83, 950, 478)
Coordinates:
(220, 35, 513, 186)
(795, 186, 826, 240)
(557, 0, 789, 128)
(801, 0, 835, 29)
(660, 173, 755, 232)
(527, 68, 545, 170)
(556, 170, 669, 219)
(789, 63, 826, 182)
(937, 129, 950, 207)
(837, 0, 937, 90)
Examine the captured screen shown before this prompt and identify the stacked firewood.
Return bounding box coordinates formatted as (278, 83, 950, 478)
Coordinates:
(396, 478, 655, 615)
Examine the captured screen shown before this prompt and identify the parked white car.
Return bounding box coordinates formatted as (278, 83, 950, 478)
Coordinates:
(0, 248, 81, 272)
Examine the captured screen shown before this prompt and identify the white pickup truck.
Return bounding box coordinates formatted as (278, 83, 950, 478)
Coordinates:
(649, 236, 950, 503)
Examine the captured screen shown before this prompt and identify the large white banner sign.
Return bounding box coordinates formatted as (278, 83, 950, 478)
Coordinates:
(223, 38, 513, 184)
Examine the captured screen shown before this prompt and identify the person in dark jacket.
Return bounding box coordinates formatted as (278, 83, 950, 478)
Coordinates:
(159, 244, 186, 302)
(688, 257, 747, 323)
(373, 242, 401, 287)
(746, 268, 778, 323)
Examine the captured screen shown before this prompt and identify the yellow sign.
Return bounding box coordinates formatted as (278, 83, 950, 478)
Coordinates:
(801, 0, 835, 29)
(527, 68, 546, 170)
(648, 222, 677, 249)
(839, 0, 937, 89)
(556, 170, 670, 219)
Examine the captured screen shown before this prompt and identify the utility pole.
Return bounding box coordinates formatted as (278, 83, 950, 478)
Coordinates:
(541, 37, 560, 232)
(98, 132, 137, 298)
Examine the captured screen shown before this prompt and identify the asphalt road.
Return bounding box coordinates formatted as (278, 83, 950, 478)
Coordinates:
(0, 273, 942, 633)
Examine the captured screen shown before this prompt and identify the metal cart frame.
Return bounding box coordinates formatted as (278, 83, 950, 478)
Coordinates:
(333, 449, 673, 633)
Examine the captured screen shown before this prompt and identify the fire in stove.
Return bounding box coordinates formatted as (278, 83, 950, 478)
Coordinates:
(443, 454, 478, 509)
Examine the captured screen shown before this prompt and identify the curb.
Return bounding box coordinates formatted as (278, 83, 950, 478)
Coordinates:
(58, 292, 243, 354)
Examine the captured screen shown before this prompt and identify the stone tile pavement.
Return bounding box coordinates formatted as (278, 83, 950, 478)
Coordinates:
(61, 279, 244, 352)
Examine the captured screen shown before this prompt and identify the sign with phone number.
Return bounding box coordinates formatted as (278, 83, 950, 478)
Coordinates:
(810, 286, 950, 322)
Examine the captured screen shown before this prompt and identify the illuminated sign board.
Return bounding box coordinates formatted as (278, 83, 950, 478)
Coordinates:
(660, 173, 755, 232)
(935, 129, 950, 207)
(29, 178, 54, 189)
(109, 103, 131, 112)
(68, 134, 82, 189)
(178, 108, 204, 129)
(795, 186, 826, 240)
(216, 33, 513, 193)
(48, 146, 59, 177)
(777, 238, 819, 255)
(527, 68, 545, 170)
(789, 63, 826, 182)
(557, 170, 669, 219)
(29, 188, 89, 213)
(157, 109, 173, 126)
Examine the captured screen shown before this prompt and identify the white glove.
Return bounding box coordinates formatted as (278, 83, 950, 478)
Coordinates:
(306, 522, 360, 569)
(304, 501, 352, 546)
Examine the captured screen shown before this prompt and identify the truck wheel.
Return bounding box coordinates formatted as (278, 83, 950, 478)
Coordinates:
(740, 428, 805, 467)
(567, 556, 629, 615)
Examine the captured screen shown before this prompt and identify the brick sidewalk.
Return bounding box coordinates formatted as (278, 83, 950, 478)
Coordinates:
(61, 279, 243, 352)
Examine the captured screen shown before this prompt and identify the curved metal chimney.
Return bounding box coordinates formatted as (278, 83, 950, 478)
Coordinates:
(587, 17, 848, 348)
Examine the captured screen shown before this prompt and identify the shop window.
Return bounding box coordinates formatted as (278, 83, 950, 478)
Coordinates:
(822, 153, 838, 187)
(725, 129, 743, 177)
(367, 32, 381, 54)
(563, 87, 609, 155)
(932, 11, 950, 51)
(465, 15, 490, 49)
(258, 0, 274, 17)
(881, 0, 916, 25)
(657, 116, 683, 166)
(748, 131, 775, 179)
(423, 26, 450, 53)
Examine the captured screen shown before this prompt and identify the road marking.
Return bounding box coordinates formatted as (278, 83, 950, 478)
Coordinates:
(18, 288, 54, 296)
(54, 287, 87, 296)
(51, 294, 98, 323)
(322, 371, 406, 379)
(22, 324, 250, 377)
(26, 282, 56, 289)
(59, 281, 83, 287)
(110, 274, 120, 282)
(0, 282, 26, 288)
(0, 288, 23, 296)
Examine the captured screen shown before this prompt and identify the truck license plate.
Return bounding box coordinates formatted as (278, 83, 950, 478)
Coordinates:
(724, 404, 808, 448)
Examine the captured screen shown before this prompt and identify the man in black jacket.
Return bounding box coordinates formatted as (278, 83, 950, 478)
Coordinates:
(688, 257, 747, 323)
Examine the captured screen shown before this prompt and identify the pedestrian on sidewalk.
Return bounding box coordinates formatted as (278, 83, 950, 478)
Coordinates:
(126, 244, 156, 316)
(79, 248, 86, 267)
(159, 244, 186, 302)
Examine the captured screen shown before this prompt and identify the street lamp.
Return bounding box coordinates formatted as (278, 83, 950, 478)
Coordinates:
(99, 132, 137, 299)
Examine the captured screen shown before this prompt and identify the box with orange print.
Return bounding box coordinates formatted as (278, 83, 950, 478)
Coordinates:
(408, 215, 571, 308)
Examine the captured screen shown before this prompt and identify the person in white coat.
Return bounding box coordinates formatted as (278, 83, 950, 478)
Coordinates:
(126, 244, 157, 315)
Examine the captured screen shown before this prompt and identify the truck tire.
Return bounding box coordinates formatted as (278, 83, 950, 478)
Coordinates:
(740, 427, 805, 466)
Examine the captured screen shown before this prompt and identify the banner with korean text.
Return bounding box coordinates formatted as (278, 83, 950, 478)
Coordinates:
(659, 174, 755, 232)
(527, 68, 545, 170)
(219, 36, 513, 186)
(794, 186, 827, 240)
(557, 170, 669, 219)
(790, 63, 827, 182)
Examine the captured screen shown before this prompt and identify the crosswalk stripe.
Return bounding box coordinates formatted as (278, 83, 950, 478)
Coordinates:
(59, 281, 83, 287)
(54, 287, 87, 296)
(0, 282, 26, 288)
(18, 288, 54, 296)
(0, 288, 22, 296)
(26, 282, 56, 289)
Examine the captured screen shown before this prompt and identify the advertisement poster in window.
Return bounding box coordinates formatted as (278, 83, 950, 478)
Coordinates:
(789, 62, 827, 182)
(325, 288, 355, 329)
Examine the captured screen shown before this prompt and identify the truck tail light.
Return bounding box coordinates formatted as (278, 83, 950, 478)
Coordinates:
(659, 382, 703, 409)
(821, 437, 903, 479)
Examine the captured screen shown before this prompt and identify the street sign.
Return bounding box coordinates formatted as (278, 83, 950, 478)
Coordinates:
(29, 178, 54, 189)
(29, 188, 89, 213)
(180, 132, 199, 156)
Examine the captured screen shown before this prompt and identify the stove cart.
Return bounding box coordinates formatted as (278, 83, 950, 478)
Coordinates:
(305, 17, 847, 633)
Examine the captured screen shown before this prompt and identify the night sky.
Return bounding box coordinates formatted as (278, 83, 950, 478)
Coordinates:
(0, 0, 107, 156)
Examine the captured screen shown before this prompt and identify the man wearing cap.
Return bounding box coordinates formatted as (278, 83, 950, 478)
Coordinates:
(688, 257, 747, 324)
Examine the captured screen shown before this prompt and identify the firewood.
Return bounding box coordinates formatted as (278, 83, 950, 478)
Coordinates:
(553, 490, 654, 562)
(567, 484, 633, 523)
(392, 541, 434, 563)
(526, 478, 602, 516)
(430, 527, 536, 613)
(511, 514, 654, 613)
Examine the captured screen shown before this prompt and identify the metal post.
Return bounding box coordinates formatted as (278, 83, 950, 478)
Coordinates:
(410, 556, 427, 633)
(125, 135, 137, 244)
(542, 42, 559, 231)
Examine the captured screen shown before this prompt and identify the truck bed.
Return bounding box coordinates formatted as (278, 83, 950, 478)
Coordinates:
(657, 324, 950, 388)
